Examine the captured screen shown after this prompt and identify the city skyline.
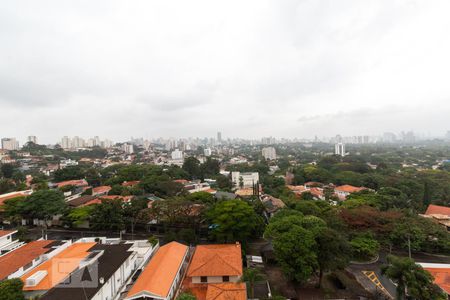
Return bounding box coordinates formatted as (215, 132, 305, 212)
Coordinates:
(1, 1, 450, 142)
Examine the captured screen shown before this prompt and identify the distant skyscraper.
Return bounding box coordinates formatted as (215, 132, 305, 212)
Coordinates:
(122, 143, 134, 154)
(1, 138, 19, 150)
(262, 147, 277, 160)
(61, 136, 70, 149)
(27, 136, 37, 144)
(335, 142, 346, 157)
(217, 132, 222, 144)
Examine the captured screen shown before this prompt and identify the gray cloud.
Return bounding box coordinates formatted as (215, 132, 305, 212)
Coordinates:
(1, 0, 450, 143)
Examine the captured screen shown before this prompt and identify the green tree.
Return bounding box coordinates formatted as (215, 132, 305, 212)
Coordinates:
(66, 206, 94, 228)
(0, 278, 25, 300)
(316, 228, 350, 287)
(381, 255, 446, 300)
(241, 268, 265, 299)
(90, 199, 125, 231)
(147, 235, 159, 246)
(207, 199, 264, 244)
(53, 166, 85, 182)
(272, 226, 317, 283)
(0, 164, 15, 178)
(182, 157, 201, 179)
(350, 233, 380, 260)
(186, 191, 215, 205)
(19, 190, 67, 223)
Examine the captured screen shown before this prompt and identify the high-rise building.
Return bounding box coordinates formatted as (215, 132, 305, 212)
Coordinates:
(262, 147, 276, 160)
(335, 142, 346, 157)
(27, 136, 37, 144)
(122, 143, 134, 154)
(1, 138, 19, 150)
(61, 136, 70, 149)
(217, 132, 222, 144)
(171, 149, 184, 160)
(94, 136, 101, 147)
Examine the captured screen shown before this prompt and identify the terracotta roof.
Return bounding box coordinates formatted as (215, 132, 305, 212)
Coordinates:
(121, 181, 140, 187)
(81, 195, 133, 206)
(187, 244, 243, 277)
(205, 188, 217, 194)
(174, 179, 189, 184)
(0, 190, 33, 209)
(55, 179, 88, 188)
(206, 283, 247, 300)
(235, 188, 255, 196)
(0, 240, 55, 280)
(286, 185, 307, 192)
(126, 242, 188, 299)
(425, 204, 450, 217)
(21, 242, 96, 291)
(423, 268, 450, 294)
(335, 185, 365, 193)
(92, 186, 111, 195)
(0, 230, 15, 238)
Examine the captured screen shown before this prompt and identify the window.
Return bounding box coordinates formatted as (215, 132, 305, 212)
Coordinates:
(200, 276, 207, 283)
(223, 276, 230, 282)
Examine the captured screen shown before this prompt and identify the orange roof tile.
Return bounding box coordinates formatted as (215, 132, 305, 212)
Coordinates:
(21, 242, 96, 291)
(206, 283, 247, 300)
(126, 242, 188, 299)
(0, 229, 15, 238)
(121, 181, 140, 187)
(0, 240, 55, 280)
(187, 244, 243, 277)
(0, 190, 32, 209)
(56, 179, 88, 188)
(92, 186, 111, 194)
(425, 204, 450, 217)
(335, 185, 365, 193)
(423, 268, 450, 294)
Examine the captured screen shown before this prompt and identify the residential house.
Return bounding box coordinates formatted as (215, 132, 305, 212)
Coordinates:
(0, 240, 71, 280)
(0, 230, 23, 255)
(334, 185, 366, 200)
(125, 241, 189, 300)
(260, 194, 286, 218)
(231, 172, 259, 189)
(183, 243, 245, 300)
(23, 238, 156, 300)
(92, 185, 112, 197)
(420, 204, 450, 230)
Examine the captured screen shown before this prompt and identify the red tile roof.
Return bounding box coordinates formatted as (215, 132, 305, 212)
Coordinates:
(0, 230, 15, 238)
(56, 179, 88, 188)
(206, 283, 247, 300)
(92, 186, 112, 195)
(425, 204, 450, 217)
(187, 244, 243, 277)
(126, 242, 188, 299)
(335, 185, 365, 193)
(121, 181, 140, 187)
(0, 190, 32, 209)
(0, 240, 55, 280)
(423, 267, 450, 294)
(21, 242, 96, 291)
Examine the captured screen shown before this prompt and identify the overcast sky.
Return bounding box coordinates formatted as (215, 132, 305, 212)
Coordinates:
(1, 0, 450, 144)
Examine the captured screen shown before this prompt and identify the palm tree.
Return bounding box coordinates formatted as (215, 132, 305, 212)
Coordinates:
(381, 255, 446, 300)
(381, 255, 412, 299)
(241, 268, 265, 299)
